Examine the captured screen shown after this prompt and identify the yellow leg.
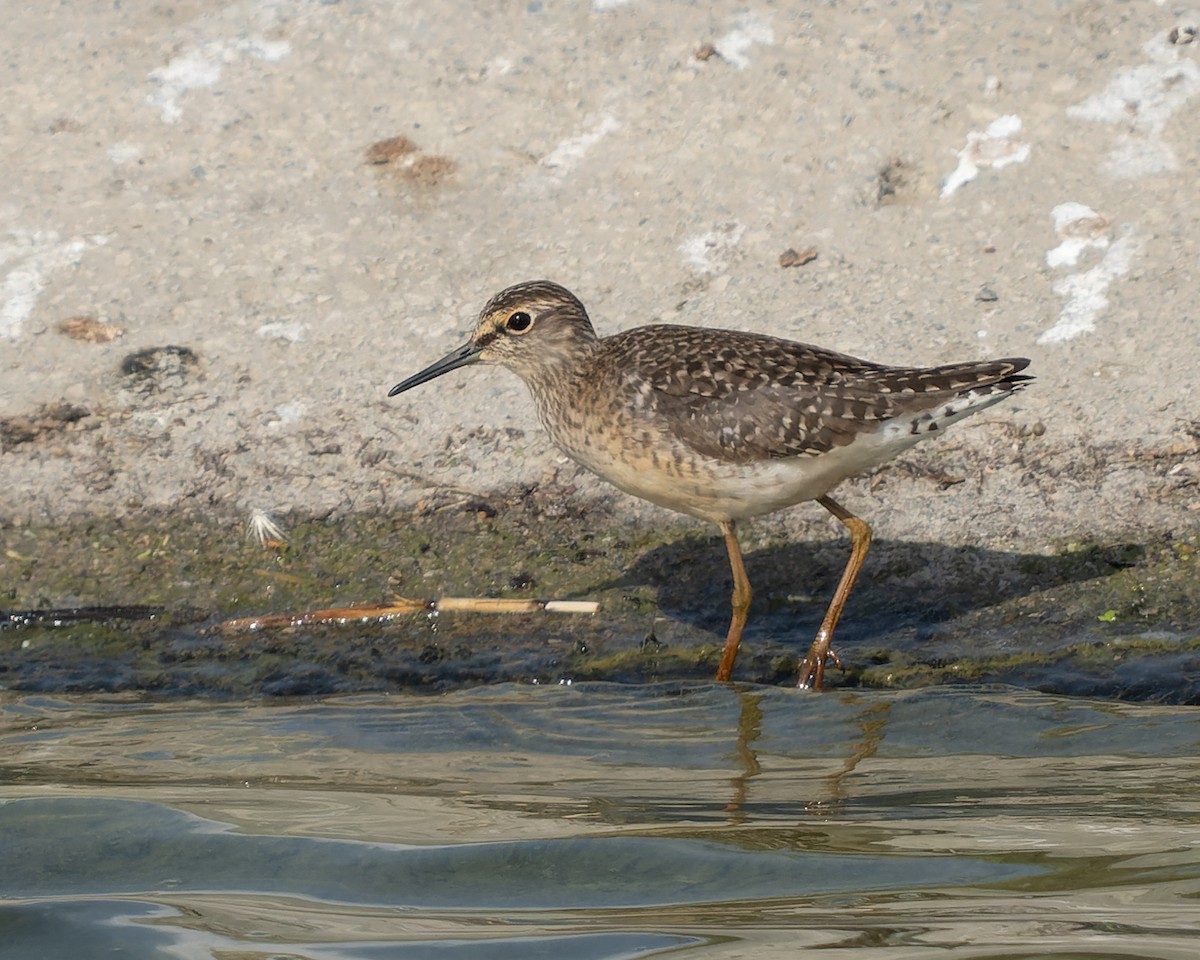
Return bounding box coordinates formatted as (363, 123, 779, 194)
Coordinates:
(797, 495, 873, 691)
(715, 520, 752, 682)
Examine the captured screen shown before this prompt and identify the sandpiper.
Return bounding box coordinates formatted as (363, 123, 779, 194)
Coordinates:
(389, 281, 1032, 689)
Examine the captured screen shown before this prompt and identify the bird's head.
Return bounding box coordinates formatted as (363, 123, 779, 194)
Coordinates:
(388, 280, 598, 396)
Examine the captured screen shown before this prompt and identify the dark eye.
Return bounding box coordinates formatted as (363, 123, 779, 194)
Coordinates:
(506, 311, 532, 332)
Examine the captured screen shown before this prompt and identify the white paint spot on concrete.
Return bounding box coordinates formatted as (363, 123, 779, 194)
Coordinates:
(591, 0, 631, 9)
(270, 400, 308, 429)
(1039, 232, 1140, 344)
(541, 114, 620, 174)
(147, 50, 222, 123)
(678, 222, 745, 275)
(147, 36, 292, 123)
(483, 56, 513, 77)
(257, 320, 306, 342)
(716, 11, 774, 69)
(1046, 203, 1111, 268)
(232, 37, 290, 62)
(1067, 32, 1200, 179)
(0, 230, 110, 340)
(107, 142, 144, 165)
(941, 115, 1031, 197)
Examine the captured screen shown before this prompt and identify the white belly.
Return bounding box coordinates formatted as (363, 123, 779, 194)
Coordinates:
(560, 422, 924, 524)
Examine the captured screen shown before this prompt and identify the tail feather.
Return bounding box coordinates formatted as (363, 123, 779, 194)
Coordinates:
(870, 356, 1032, 395)
(904, 362, 1032, 436)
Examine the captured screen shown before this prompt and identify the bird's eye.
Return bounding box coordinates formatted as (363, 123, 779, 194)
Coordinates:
(506, 311, 533, 332)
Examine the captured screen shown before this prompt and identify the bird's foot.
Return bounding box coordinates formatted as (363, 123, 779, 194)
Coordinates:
(796, 645, 842, 691)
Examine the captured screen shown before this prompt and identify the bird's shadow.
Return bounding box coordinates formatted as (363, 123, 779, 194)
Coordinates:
(594, 533, 1143, 649)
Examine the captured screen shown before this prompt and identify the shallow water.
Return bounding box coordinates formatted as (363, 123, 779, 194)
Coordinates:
(2, 684, 1200, 959)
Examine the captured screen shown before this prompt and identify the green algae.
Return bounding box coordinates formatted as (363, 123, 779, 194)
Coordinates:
(2, 505, 1198, 698)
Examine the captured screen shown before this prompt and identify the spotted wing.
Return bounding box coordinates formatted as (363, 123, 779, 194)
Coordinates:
(612, 326, 1031, 463)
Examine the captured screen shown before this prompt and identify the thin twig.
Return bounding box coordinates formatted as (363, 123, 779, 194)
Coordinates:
(214, 596, 598, 635)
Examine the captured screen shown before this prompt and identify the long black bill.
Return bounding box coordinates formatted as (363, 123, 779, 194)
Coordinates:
(388, 342, 482, 397)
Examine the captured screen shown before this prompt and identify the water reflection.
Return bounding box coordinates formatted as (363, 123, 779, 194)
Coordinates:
(2, 685, 1199, 958)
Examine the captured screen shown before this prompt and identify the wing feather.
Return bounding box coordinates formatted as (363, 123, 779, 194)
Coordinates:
(603, 325, 1030, 463)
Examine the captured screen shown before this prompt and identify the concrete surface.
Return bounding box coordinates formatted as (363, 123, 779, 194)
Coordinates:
(2, 0, 1198, 552)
